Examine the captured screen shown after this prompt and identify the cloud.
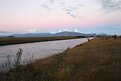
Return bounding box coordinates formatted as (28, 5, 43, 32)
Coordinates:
(73, 29, 80, 32)
(40, 3, 50, 11)
(27, 28, 37, 33)
(40, 0, 121, 17)
(58, 29, 70, 32)
(40, 0, 57, 12)
(58, 0, 85, 19)
(39, 0, 85, 19)
(99, 0, 121, 12)
(58, 28, 80, 32)
(39, 0, 121, 19)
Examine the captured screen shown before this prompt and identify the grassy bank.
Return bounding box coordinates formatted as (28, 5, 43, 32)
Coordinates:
(0, 36, 82, 46)
(0, 37, 121, 81)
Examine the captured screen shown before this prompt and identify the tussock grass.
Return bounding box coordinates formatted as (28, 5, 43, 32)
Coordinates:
(0, 37, 121, 81)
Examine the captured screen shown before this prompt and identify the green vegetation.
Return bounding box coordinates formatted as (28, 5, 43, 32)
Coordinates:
(0, 37, 121, 81)
(0, 36, 81, 46)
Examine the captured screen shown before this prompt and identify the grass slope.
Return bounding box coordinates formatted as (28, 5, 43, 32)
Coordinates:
(0, 37, 121, 81)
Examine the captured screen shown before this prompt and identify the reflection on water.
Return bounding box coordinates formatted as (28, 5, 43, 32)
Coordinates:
(0, 38, 91, 65)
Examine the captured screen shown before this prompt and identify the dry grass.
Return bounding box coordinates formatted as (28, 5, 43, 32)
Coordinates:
(64, 38, 121, 81)
(0, 37, 121, 81)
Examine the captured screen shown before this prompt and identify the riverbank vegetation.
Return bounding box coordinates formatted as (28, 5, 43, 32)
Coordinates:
(0, 37, 121, 81)
(0, 36, 83, 46)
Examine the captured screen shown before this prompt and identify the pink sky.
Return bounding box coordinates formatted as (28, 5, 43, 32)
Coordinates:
(0, 0, 121, 34)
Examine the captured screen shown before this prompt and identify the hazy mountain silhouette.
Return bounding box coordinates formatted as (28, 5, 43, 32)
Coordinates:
(13, 31, 87, 37)
(53, 31, 86, 36)
(0, 31, 12, 36)
(1, 31, 96, 37)
(13, 33, 52, 37)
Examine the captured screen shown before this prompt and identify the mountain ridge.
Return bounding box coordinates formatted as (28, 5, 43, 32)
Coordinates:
(0, 31, 96, 37)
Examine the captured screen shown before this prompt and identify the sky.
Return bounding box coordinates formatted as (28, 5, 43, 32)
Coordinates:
(0, 0, 121, 35)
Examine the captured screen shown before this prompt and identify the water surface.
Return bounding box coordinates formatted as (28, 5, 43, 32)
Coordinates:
(0, 38, 91, 65)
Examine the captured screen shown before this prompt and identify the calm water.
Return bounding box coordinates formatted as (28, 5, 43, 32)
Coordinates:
(0, 38, 91, 65)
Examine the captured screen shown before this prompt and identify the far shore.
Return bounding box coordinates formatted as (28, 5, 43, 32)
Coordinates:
(0, 36, 86, 46)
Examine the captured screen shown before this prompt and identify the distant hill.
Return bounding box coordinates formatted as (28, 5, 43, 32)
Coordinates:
(2, 31, 96, 37)
(53, 31, 86, 36)
(53, 31, 96, 37)
(13, 33, 52, 37)
(0, 31, 12, 36)
(13, 31, 94, 37)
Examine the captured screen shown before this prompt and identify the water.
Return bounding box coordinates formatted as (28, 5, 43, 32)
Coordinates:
(0, 38, 91, 65)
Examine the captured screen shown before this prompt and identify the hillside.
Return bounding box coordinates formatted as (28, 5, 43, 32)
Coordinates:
(0, 37, 121, 81)
(53, 31, 85, 36)
(6, 31, 96, 37)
